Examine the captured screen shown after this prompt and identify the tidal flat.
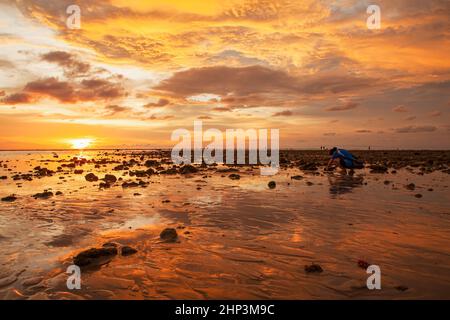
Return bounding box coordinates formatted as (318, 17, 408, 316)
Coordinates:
(0, 150, 449, 299)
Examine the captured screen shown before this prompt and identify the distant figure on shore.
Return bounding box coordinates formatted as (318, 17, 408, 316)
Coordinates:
(326, 147, 364, 173)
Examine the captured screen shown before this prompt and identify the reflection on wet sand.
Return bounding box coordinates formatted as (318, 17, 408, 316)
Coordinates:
(0, 150, 449, 299)
(327, 174, 364, 197)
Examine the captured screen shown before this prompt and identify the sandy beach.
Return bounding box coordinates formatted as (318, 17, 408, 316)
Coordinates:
(0, 150, 449, 300)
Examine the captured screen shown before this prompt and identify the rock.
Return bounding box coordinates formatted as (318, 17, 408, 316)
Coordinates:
(144, 160, 159, 167)
(73, 246, 118, 267)
(304, 263, 323, 273)
(103, 174, 117, 184)
(160, 228, 178, 242)
(180, 164, 198, 174)
(55, 191, 63, 196)
(99, 182, 110, 189)
(121, 246, 138, 256)
(357, 259, 370, 269)
(306, 181, 314, 186)
(74, 169, 84, 174)
(395, 285, 408, 292)
(228, 174, 240, 180)
(102, 242, 119, 248)
(414, 193, 423, 198)
(1, 195, 17, 202)
(85, 173, 99, 182)
(32, 191, 53, 199)
(369, 164, 388, 173)
(0, 176, 7, 180)
(290, 175, 303, 180)
(268, 181, 276, 189)
(299, 163, 318, 171)
(406, 183, 416, 190)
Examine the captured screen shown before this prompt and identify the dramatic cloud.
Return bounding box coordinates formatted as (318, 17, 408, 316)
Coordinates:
(2, 92, 33, 105)
(7, 77, 127, 104)
(393, 125, 437, 133)
(392, 105, 409, 113)
(105, 104, 128, 115)
(24, 77, 75, 102)
(143, 98, 170, 108)
(41, 51, 90, 76)
(325, 102, 358, 112)
(272, 110, 293, 117)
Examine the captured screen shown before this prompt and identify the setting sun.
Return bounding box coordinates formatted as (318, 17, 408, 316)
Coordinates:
(69, 138, 94, 149)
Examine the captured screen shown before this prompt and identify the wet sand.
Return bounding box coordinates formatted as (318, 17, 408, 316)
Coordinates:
(0, 150, 449, 299)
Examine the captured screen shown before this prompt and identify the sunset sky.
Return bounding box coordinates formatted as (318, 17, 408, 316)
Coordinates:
(0, 0, 449, 149)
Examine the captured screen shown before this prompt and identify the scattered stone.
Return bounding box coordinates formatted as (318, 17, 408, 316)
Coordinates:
(73, 246, 118, 267)
(357, 259, 370, 269)
(1, 195, 17, 202)
(74, 169, 84, 174)
(32, 191, 53, 199)
(0, 176, 7, 180)
(406, 183, 416, 190)
(99, 182, 110, 189)
(55, 191, 63, 196)
(103, 174, 117, 184)
(160, 228, 178, 242)
(268, 181, 276, 189)
(395, 285, 409, 292)
(102, 242, 119, 248)
(306, 181, 314, 186)
(290, 175, 303, 180)
(414, 194, 423, 198)
(369, 164, 388, 173)
(304, 263, 323, 273)
(85, 173, 99, 182)
(121, 246, 138, 256)
(180, 164, 198, 174)
(229, 174, 240, 180)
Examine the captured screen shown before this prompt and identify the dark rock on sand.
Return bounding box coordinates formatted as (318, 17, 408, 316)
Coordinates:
(229, 174, 240, 180)
(85, 173, 99, 182)
(369, 164, 388, 173)
(414, 194, 423, 198)
(406, 183, 416, 190)
(99, 182, 111, 189)
(73, 246, 118, 267)
(180, 164, 198, 174)
(121, 246, 138, 256)
(32, 191, 53, 199)
(55, 191, 63, 196)
(160, 228, 178, 242)
(102, 242, 119, 248)
(0, 176, 7, 180)
(268, 181, 276, 189)
(304, 263, 323, 273)
(1, 195, 17, 202)
(290, 175, 303, 180)
(74, 169, 84, 174)
(357, 259, 370, 269)
(395, 285, 409, 292)
(103, 174, 117, 184)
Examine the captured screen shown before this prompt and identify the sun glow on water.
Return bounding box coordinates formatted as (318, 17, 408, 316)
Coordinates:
(69, 138, 94, 149)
